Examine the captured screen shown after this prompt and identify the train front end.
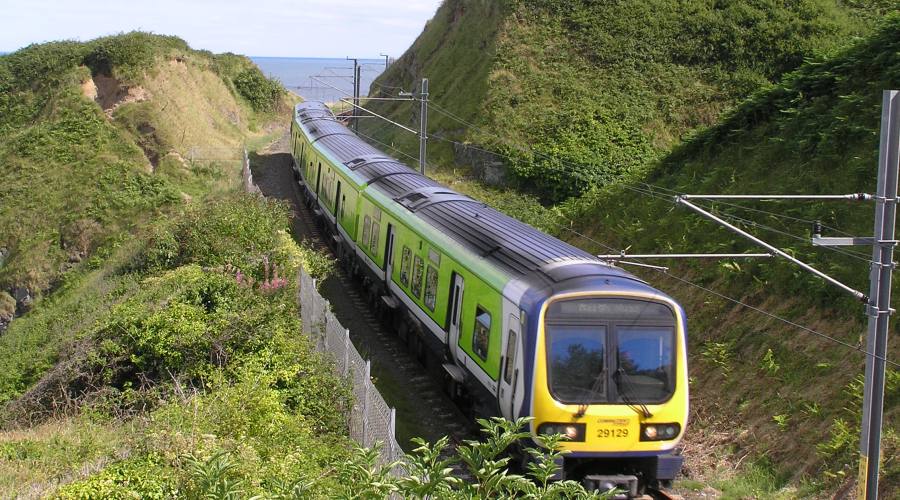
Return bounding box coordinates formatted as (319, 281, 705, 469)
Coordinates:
(530, 288, 689, 495)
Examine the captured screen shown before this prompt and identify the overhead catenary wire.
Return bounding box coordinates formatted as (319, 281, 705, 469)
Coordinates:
(708, 206, 875, 263)
(554, 224, 899, 368)
(427, 106, 876, 263)
(429, 103, 864, 238)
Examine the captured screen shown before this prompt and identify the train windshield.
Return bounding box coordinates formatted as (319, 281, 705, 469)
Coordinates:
(545, 298, 676, 404)
(547, 325, 607, 403)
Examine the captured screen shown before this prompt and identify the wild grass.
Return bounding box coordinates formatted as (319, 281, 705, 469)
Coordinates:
(0, 32, 287, 301)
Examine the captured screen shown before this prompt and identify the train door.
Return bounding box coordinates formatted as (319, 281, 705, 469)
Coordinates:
(335, 181, 342, 223)
(299, 144, 305, 179)
(447, 274, 465, 360)
(315, 162, 322, 197)
(498, 314, 520, 419)
(383, 224, 395, 275)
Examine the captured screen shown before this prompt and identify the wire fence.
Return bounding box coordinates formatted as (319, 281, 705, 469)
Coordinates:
(242, 150, 403, 469)
(241, 148, 261, 195)
(299, 267, 404, 468)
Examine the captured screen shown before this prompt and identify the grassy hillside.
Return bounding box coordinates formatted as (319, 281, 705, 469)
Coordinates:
(0, 33, 355, 497)
(567, 12, 900, 486)
(0, 32, 286, 322)
(364, 0, 875, 202)
(0, 195, 353, 498)
(421, 15, 900, 497)
(359, 1, 900, 496)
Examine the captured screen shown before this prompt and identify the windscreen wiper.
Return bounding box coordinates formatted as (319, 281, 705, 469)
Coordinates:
(615, 368, 652, 419)
(574, 368, 605, 419)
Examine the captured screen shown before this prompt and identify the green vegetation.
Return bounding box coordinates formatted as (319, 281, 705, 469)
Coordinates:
(366, 0, 872, 202)
(0, 32, 286, 306)
(365, 2, 900, 496)
(564, 14, 900, 496)
(0, 194, 354, 498)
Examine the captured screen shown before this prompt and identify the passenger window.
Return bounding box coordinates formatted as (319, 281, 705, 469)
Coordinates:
(411, 256, 424, 298)
(362, 216, 372, 247)
(424, 265, 439, 311)
(399, 247, 411, 286)
(473, 307, 491, 360)
(370, 222, 380, 256)
(504, 330, 517, 383)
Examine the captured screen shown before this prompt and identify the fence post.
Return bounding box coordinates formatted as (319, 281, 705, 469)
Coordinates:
(344, 329, 351, 377)
(389, 407, 397, 460)
(363, 360, 371, 448)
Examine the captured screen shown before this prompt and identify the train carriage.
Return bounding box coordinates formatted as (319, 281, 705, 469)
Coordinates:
(290, 102, 689, 495)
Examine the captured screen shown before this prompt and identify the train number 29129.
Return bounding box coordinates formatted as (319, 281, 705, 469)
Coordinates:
(597, 428, 629, 438)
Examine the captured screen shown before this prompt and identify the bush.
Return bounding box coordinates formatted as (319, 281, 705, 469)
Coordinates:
(331, 417, 615, 499)
(233, 67, 283, 112)
(134, 194, 291, 278)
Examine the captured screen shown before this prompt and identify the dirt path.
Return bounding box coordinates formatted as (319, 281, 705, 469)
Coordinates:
(250, 131, 475, 448)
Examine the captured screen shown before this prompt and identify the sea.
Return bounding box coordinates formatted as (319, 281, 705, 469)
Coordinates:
(251, 57, 387, 104)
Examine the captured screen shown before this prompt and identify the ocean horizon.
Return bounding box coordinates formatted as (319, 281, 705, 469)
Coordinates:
(251, 56, 388, 103)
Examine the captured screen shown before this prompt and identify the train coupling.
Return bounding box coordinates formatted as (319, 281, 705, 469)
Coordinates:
(582, 474, 639, 499)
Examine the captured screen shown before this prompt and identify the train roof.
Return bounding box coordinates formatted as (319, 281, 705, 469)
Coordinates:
(295, 102, 635, 289)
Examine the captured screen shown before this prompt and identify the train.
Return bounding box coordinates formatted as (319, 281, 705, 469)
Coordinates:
(289, 101, 689, 496)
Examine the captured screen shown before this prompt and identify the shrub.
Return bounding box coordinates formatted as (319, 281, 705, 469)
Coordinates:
(334, 417, 615, 499)
(233, 67, 283, 112)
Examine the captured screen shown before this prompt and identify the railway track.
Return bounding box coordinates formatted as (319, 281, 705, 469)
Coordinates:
(248, 136, 475, 452)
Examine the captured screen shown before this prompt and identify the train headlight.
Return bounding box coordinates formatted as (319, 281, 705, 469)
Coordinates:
(640, 423, 680, 441)
(537, 422, 586, 442)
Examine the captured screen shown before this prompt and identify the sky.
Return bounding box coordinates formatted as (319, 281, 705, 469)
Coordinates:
(0, 0, 444, 58)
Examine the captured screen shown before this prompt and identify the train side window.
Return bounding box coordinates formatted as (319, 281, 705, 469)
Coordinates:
(362, 215, 372, 247)
(370, 222, 380, 256)
(473, 307, 491, 360)
(424, 265, 438, 311)
(400, 246, 411, 286)
(411, 255, 424, 298)
(504, 330, 517, 383)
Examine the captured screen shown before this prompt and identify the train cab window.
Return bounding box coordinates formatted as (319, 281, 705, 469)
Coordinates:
(545, 298, 675, 404)
(370, 222, 380, 255)
(504, 330, 517, 384)
(473, 307, 491, 360)
(399, 247, 412, 286)
(547, 325, 606, 403)
(616, 326, 674, 402)
(424, 265, 439, 311)
(362, 216, 372, 248)
(411, 256, 424, 298)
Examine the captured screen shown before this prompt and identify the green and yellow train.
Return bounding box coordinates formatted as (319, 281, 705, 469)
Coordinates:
(290, 102, 689, 495)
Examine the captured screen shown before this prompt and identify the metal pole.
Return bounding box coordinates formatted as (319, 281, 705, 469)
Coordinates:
(363, 360, 371, 447)
(680, 193, 873, 201)
(346, 57, 358, 129)
(597, 253, 773, 259)
(344, 328, 351, 377)
(676, 197, 868, 302)
(859, 89, 900, 500)
(380, 53, 389, 70)
(389, 407, 397, 459)
(418, 78, 428, 175)
(355, 65, 361, 131)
